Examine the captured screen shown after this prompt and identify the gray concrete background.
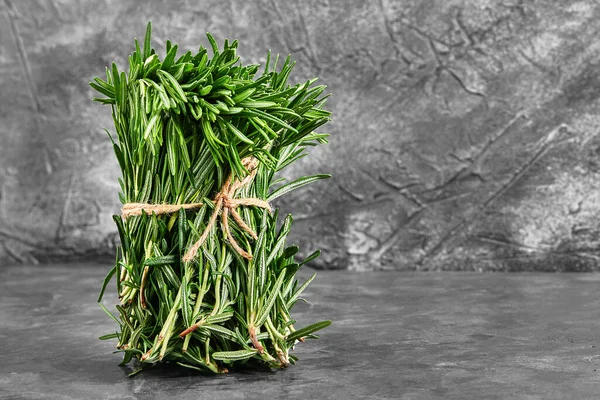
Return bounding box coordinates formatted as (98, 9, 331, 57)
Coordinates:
(2, 0, 600, 271)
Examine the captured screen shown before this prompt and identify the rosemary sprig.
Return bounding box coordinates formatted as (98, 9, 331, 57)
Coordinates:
(92, 22, 332, 373)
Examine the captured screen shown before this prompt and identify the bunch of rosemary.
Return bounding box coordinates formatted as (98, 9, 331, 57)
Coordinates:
(91, 22, 331, 374)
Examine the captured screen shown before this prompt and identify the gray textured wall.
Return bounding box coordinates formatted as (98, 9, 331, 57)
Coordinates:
(2, 0, 600, 271)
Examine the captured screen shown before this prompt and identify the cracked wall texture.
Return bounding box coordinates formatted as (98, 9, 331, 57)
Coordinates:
(2, 0, 600, 271)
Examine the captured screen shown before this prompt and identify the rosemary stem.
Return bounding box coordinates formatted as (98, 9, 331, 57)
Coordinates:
(157, 278, 185, 342)
(159, 313, 178, 360)
(204, 339, 211, 364)
(182, 263, 210, 351)
(248, 324, 264, 354)
(266, 315, 286, 341)
(195, 265, 210, 317)
(139, 265, 149, 309)
(210, 243, 228, 316)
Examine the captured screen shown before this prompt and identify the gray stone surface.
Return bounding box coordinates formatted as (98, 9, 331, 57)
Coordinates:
(2, 1, 600, 270)
(3, 264, 600, 399)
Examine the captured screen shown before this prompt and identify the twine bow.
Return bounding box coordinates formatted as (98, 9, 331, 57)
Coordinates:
(182, 157, 270, 261)
(121, 157, 270, 261)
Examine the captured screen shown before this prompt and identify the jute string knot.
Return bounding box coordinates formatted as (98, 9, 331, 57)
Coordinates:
(121, 157, 270, 261)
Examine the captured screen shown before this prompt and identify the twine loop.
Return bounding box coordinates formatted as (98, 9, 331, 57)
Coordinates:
(121, 157, 270, 261)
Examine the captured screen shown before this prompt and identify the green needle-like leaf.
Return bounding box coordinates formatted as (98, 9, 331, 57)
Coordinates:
(286, 320, 332, 343)
(267, 174, 331, 201)
(212, 349, 257, 361)
(143, 22, 152, 61)
(98, 264, 117, 302)
(98, 302, 121, 326)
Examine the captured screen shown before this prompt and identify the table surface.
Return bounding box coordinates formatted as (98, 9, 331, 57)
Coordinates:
(2, 266, 600, 399)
